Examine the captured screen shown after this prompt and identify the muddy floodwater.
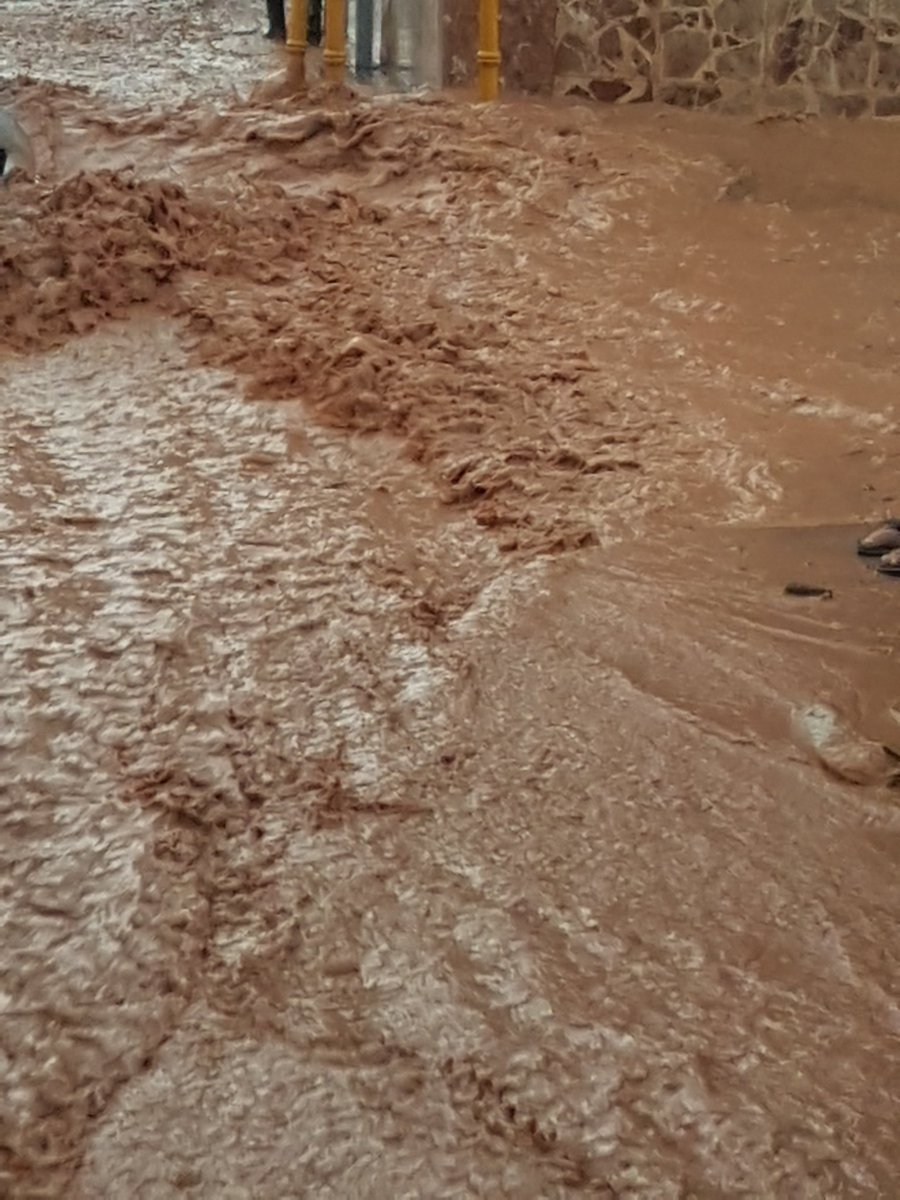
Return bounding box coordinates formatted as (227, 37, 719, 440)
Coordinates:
(2, 2, 900, 1197)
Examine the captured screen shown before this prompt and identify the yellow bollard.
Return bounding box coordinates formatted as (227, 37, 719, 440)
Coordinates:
(478, 0, 500, 101)
(323, 0, 348, 85)
(286, 0, 309, 84)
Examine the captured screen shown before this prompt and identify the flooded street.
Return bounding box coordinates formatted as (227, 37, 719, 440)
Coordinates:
(2, 2, 900, 1196)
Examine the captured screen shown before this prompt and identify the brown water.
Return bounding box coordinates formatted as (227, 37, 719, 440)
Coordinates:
(2, 3, 900, 1197)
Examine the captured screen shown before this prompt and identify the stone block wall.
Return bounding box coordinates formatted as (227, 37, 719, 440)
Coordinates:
(553, 0, 900, 114)
(441, 0, 900, 113)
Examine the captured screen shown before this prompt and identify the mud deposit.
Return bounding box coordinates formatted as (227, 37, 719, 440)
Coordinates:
(3, 3, 900, 1197)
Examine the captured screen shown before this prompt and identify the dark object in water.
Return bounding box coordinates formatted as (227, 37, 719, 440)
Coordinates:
(0, 108, 36, 182)
(876, 547, 900, 577)
(784, 583, 833, 598)
(857, 519, 900, 557)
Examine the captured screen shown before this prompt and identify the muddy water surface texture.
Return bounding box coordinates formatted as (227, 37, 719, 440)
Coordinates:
(3, 2, 900, 1198)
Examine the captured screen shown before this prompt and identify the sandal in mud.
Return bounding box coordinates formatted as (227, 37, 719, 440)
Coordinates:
(876, 547, 900, 577)
(857, 519, 900, 557)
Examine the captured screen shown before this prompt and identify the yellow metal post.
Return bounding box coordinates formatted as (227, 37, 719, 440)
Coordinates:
(286, 0, 309, 83)
(478, 0, 500, 101)
(323, 0, 347, 84)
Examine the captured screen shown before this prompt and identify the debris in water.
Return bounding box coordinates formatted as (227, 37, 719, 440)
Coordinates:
(792, 703, 900, 788)
(857, 519, 900, 557)
(783, 583, 832, 598)
(875, 547, 900, 577)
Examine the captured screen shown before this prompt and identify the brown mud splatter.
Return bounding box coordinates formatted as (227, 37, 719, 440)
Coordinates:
(2, 96, 700, 553)
(2, 3, 900, 1198)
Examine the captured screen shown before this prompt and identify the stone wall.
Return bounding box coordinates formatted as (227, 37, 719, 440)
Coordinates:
(553, 0, 900, 114)
(443, 0, 557, 91)
(440, 1, 900, 113)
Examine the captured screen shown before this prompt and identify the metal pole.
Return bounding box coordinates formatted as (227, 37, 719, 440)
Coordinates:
(396, 0, 413, 71)
(324, 0, 348, 84)
(478, 0, 500, 101)
(418, 0, 442, 89)
(356, 0, 375, 75)
(286, 0, 309, 81)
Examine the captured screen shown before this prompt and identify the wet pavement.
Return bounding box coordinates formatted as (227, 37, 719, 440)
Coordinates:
(2, 2, 900, 1197)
